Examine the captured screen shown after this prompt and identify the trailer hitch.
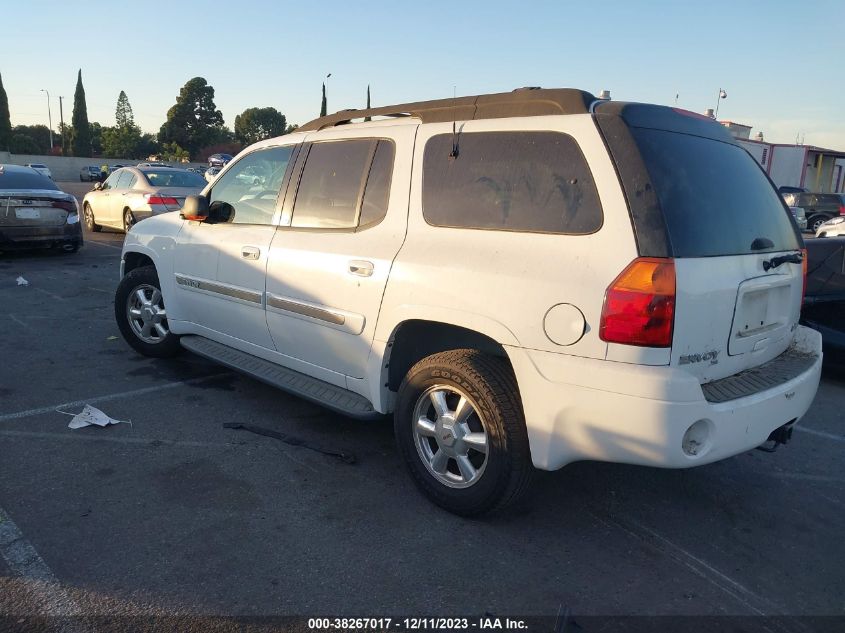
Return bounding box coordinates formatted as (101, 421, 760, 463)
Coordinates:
(756, 420, 796, 453)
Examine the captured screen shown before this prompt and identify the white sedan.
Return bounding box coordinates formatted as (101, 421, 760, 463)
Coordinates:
(25, 163, 52, 179)
(82, 166, 206, 233)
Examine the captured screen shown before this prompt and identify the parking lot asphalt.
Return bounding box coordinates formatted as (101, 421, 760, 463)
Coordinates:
(1, 183, 843, 629)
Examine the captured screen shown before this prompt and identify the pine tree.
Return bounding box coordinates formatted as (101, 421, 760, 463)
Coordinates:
(320, 83, 327, 117)
(0, 72, 11, 152)
(115, 90, 135, 128)
(364, 85, 371, 122)
(71, 69, 92, 157)
(158, 77, 224, 158)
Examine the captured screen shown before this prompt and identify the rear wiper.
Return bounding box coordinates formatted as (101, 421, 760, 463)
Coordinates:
(763, 251, 803, 272)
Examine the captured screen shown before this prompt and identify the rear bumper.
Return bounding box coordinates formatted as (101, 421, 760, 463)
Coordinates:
(507, 326, 823, 471)
(0, 223, 83, 249)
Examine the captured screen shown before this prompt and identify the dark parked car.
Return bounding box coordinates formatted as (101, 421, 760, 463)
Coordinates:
(778, 185, 808, 195)
(803, 237, 845, 367)
(80, 166, 101, 182)
(0, 164, 82, 252)
(207, 153, 233, 168)
(781, 191, 845, 233)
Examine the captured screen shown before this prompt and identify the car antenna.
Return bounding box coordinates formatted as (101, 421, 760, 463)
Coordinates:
(449, 85, 460, 160)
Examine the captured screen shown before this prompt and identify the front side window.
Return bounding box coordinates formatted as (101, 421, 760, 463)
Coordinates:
(423, 131, 603, 234)
(208, 146, 294, 225)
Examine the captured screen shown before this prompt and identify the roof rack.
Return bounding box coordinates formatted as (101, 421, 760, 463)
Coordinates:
(298, 87, 597, 132)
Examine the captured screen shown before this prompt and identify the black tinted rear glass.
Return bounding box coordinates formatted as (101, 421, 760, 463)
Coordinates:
(0, 168, 59, 191)
(423, 132, 602, 234)
(631, 129, 800, 256)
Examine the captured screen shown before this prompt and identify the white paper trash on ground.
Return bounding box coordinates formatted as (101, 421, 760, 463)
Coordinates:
(16, 276, 29, 286)
(61, 404, 131, 429)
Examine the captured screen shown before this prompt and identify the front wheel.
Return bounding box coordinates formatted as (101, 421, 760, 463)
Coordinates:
(394, 349, 533, 516)
(114, 266, 181, 358)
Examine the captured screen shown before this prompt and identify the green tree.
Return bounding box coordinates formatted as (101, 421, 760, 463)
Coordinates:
(0, 72, 11, 151)
(115, 90, 134, 128)
(158, 77, 224, 158)
(159, 141, 189, 162)
(11, 125, 52, 154)
(71, 69, 92, 157)
(102, 91, 142, 157)
(9, 133, 38, 154)
(234, 107, 286, 145)
(136, 133, 159, 160)
(320, 82, 327, 117)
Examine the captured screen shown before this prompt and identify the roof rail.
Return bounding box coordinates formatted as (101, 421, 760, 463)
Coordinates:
(298, 87, 597, 132)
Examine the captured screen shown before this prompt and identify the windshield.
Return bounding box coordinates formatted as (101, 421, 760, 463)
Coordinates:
(631, 128, 801, 257)
(144, 170, 206, 188)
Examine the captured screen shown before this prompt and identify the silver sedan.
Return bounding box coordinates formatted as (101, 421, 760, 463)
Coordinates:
(82, 166, 206, 233)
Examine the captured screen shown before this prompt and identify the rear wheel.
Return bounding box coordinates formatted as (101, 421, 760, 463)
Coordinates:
(394, 349, 533, 516)
(123, 208, 136, 233)
(83, 203, 101, 232)
(114, 266, 181, 358)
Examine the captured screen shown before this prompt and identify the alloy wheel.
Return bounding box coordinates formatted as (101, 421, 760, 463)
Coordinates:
(126, 284, 169, 344)
(412, 385, 489, 488)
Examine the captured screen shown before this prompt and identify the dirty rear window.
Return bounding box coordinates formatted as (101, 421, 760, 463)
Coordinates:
(422, 131, 602, 234)
(632, 128, 801, 257)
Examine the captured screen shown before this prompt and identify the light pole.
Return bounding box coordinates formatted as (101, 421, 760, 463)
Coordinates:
(40, 89, 53, 150)
(714, 88, 727, 120)
(58, 96, 65, 155)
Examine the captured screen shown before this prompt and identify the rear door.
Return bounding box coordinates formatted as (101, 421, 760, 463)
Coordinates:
(264, 124, 413, 380)
(622, 123, 804, 383)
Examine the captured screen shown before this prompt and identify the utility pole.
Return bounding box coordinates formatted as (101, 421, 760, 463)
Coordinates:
(40, 88, 53, 150)
(58, 96, 65, 155)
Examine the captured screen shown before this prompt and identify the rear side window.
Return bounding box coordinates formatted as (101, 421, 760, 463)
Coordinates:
(631, 128, 800, 257)
(0, 169, 58, 191)
(291, 138, 394, 230)
(422, 131, 602, 234)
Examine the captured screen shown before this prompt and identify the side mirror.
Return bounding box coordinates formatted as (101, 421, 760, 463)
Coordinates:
(93, 181, 103, 191)
(181, 194, 209, 221)
(208, 200, 235, 223)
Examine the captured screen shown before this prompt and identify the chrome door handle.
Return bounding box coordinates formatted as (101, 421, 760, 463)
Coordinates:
(242, 246, 260, 260)
(348, 260, 374, 277)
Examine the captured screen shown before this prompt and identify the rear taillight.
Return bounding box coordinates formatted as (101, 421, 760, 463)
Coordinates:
(801, 248, 808, 304)
(838, 205, 845, 215)
(145, 195, 179, 206)
(600, 258, 676, 347)
(51, 197, 76, 212)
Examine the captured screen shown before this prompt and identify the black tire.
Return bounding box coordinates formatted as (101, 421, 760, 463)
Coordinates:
(123, 208, 136, 233)
(83, 203, 101, 232)
(114, 266, 181, 358)
(808, 215, 830, 234)
(394, 349, 533, 516)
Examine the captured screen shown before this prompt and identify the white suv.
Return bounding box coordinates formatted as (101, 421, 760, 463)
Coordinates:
(115, 88, 822, 516)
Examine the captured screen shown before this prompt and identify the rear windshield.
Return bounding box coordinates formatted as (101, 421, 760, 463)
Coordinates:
(143, 170, 206, 187)
(631, 128, 800, 257)
(0, 169, 59, 191)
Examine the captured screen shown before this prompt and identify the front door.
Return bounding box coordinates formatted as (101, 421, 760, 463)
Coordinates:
(265, 125, 415, 380)
(173, 144, 297, 349)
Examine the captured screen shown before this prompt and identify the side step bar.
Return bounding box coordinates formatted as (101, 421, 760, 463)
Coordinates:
(180, 335, 380, 420)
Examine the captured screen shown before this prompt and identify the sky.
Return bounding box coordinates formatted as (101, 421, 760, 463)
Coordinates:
(4, 0, 844, 149)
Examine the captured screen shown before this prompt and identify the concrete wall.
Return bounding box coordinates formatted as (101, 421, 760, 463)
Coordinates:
(0, 151, 206, 182)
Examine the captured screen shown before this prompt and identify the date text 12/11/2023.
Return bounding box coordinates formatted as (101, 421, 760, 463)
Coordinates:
(307, 617, 529, 630)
